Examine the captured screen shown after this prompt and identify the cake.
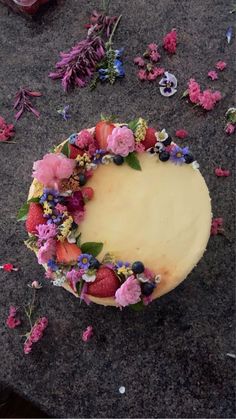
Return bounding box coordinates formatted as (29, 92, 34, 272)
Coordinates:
(21, 117, 212, 308)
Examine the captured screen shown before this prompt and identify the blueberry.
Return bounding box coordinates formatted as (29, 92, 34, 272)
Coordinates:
(141, 282, 156, 296)
(184, 154, 194, 164)
(113, 155, 124, 165)
(78, 173, 87, 186)
(159, 151, 170, 162)
(148, 147, 156, 154)
(89, 257, 100, 269)
(162, 136, 172, 146)
(132, 261, 145, 274)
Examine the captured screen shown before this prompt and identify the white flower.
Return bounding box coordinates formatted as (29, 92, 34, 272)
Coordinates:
(136, 273, 149, 283)
(102, 154, 113, 165)
(82, 273, 96, 283)
(155, 128, 169, 143)
(192, 161, 200, 170)
(159, 71, 177, 97)
(86, 163, 97, 170)
(154, 274, 161, 284)
(53, 274, 66, 286)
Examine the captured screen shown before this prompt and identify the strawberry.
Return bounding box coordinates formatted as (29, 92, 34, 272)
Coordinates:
(142, 127, 157, 150)
(87, 266, 120, 298)
(25, 203, 45, 234)
(56, 240, 81, 264)
(69, 144, 84, 159)
(81, 187, 94, 201)
(95, 120, 115, 150)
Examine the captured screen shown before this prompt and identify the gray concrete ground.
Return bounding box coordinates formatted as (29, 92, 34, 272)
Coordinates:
(0, 0, 235, 417)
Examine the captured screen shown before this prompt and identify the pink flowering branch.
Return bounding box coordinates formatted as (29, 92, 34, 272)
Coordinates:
(14, 87, 42, 120)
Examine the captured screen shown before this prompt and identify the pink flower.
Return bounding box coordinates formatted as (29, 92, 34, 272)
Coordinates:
(163, 30, 177, 54)
(188, 79, 201, 104)
(24, 317, 48, 354)
(36, 223, 57, 245)
(147, 71, 158, 81)
(135, 142, 145, 153)
(45, 269, 54, 279)
(66, 268, 84, 291)
(148, 43, 158, 51)
(115, 275, 141, 307)
(134, 56, 145, 67)
(55, 203, 68, 213)
(0, 263, 18, 272)
(211, 218, 224, 236)
(65, 190, 85, 224)
(107, 126, 135, 157)
(208, 70, 218, 80)
(175, 129, 188, 139)
(37, 238, 56, 265)
(30, 280, 42, 289)
(149, 50, 161, 63)
(143, 294, 153, 305)
(215, 61, 227, 71)
(225, 123, 235, 135)
(137, 69, 147, 80)
(198, 90, 222, 110)
(82, 325, 93, 342)
(153, 67, 165, 77)
(215, 168, 230, 177)
(0, 116, 15, 142)
(6, 306, 21, 329)
(32, 153, 75, 190)
(80, 282, 91, 305)
(75, 130, 98, 157)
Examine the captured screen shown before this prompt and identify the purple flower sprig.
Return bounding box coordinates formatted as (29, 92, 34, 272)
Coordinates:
(14, 87, 42, 120)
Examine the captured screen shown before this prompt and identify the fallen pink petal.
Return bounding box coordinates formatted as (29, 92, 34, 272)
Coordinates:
(215, 60, 227, 71)
(14, 87, 42, 120)
(0, 115, 15, 142)
(211, 218, 224, 236)
(208, 70, 218, 80)
(0, 263, 18, 272)
(215, 168, 230, 177)
(225, 123, 235, 135)
(82, 325, 93, 342)
(175, 129, 188, 139)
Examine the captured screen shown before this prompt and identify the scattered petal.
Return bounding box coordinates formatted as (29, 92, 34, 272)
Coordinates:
(215, 60, 227, 71)
(215, 168, 230, 177)
(14, 88, 42, 120)
(211, 218, 224, 236)
(208, 70, 218, 80)
(226, 353, 236, 359)
(0, 263, 18, 272)
(175, 129, 188, 139)
(82, 325, 93, 342)
(133, 56, 145, 67)
(0, 116, 15, 142)
(163, 29, 177, 53)
(57, 105, 71, 121)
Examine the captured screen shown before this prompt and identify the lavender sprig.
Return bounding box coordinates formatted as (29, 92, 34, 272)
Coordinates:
(14, 87, 42, 120)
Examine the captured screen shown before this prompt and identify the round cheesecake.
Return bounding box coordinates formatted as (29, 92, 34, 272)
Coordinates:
(25, 120, 211, 308)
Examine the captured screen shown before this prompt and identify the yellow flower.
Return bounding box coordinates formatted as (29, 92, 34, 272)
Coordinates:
(117, 266, 133, 277)
(75, 153, 91, 167)
(135, 118, 148, 142)
(58, 216, 73, 241)
(43, 201, 53, 215)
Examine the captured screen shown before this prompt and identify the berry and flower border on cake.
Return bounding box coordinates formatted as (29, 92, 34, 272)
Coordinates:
(18, 116, 199, 309)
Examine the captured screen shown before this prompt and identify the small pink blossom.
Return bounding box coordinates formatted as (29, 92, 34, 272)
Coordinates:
(29, 280, 42, 289)
(66, 268, 84, 291)
(37, 238, 56, 265)
(0, 263, 18, 272)
(215, 168, 230, 177)
(148, 43, 158, 51)
(215, 61, 227, 71)
(147, 71, 158, 81)
(208, 70, 218, 80)
(225, 123, 235, 135)
(36, 223, 57, 245)
(163, 30, 177, 54)
(149, 50, 161, 63)
(137, 69, 147, 81)
(188, 79, 201, 104)
(175, 129, 188, 139)
(115, 275, 141, 307)
(135, 142, 145, 153)
(6, 306, 21, 329)
(143, 294, 153, 305)
(211, 218, 224, 236)
(82, 325, 93, 342)
(75, 129, 98, 157)
(55, 203, 68, 213)
(0, 116, 15, 142)
(45, 268, 54, 279)
(107, 126, 135, 157)
(198, 90, 222, 110)
(133, 56, 145, 67)
(153, 67, 165, 77)
(32, 153, 75, 190)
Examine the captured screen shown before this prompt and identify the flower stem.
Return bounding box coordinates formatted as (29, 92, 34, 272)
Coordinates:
(107, 14, 122, 47)
(25, 288, 36, 329)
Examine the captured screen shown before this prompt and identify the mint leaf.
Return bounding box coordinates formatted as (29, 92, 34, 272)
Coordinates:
(17, 197, 40, 221)
(60, 141, 70, 157)
(125, 152, 142, 171)
(127, 119, 139, 132)
(76, 281, 84, 297)
(130, 301, 144, 311)
(81, 242, 103, 257)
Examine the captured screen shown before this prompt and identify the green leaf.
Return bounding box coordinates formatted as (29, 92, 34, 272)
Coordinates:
(28, 197, 40, 203)
(81, 242, 103, 257)
(130, 301, 144, 311)
(125, 152, 142, 171)
(100, 113, 117, 122)
(76, 280, 84, 297)
(76, 233, 82, 247)
(17, 197, 40, 221)
(127, 118, 139, 132)
(60, 141, 70, 157)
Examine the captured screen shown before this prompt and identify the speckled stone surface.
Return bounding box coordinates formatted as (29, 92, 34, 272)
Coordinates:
(0, 1, 235, 418)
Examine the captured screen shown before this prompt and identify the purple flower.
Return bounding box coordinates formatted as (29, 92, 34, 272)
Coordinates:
(78, 254, 92, 270)
(93, 149, 106, 164)
(170, 145, 189, 165)
(49, 37, 105, 91)
(65, 191, 85, 214)
(57, 105, 71, 121)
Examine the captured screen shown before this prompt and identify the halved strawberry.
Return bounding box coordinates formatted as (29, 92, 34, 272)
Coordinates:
(142, 127, 157, 150)
(25, 203, 45, 234)
(56, 240, 81, 264)
(87, 266, 120, 298)
(69, 144, 84, 159)
(95, 120, 115, 150)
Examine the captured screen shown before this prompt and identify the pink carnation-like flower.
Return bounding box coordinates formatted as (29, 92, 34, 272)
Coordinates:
(175, 129, 188, 139)
(137, 69, 147, 81)
(211, 218, 224, 236)
(198, 90, 222, 110)
(215, 168, 230, 177)
(107, 126, 135, 157)
(75, 129, 98, 157)
(225, 123, 235, 135)
(82, 325, 93, 342)
(32, 153, 75, 190)
(115, 275, 141, 307)
(36, 223, 57, 245)
(133, 56, 145, 67)
(215, 60, 227, 71)
(149, 50, 161, 63)
(24, 317, 48, 354)
(188, 78, 201, 104)
(163, 30, 177, 54)
(55, 203, 68, 213)
(208, 70, 218, 80)
(37, 238, 56, 265)
(6, 306, 21, 329)
(148, 43, 158, 51)
(0, 116, 15, 142)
